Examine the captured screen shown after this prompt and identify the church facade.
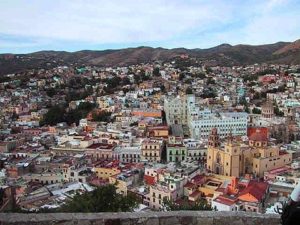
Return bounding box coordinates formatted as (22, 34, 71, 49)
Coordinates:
(207, 128, 292, 178)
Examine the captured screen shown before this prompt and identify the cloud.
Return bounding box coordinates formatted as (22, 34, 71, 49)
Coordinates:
(0, 0, 299, 52)
(0, 0, 236, 44)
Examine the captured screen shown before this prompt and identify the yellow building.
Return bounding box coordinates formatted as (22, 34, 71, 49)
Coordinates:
(141, 139, 163, 163)
(207, 128, 292, 178)
(93, 167, 120, 180)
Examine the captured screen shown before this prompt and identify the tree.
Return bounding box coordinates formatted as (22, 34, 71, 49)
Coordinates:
(205, 67, 213, 73)
(200, 87, 217, 98)
(0, 188, 4, 206)
(133, 74, 141, 84)
(186, 87, 193, 94)
(153, 67, 160, 76)
(239, 97, 248, 106)
(65, 102, 96, 125)
(92, 111, 112, 122)
(106, 77, 122, 89)
(184, 78, 193, 84)
(65, 88, 93, 102)
(174, 58, 193, 71)
(252, 107, 261, 114)
(77, 102, 96, 111)
(11, 112, 19, 121)
(41, 102, 96, 126)
(274, 104, 284, 117)
(195, 72, 206, 79)
(140, 72, 150, 81)
(130, 121, 138, 127)
(0, 76, 11, 83)
(245, 105, 250, 113)
(64, 109, 83, 125)
(61, 185, 138, 212)
(40, 105, 65, 126)
(206, 77, 215, 85)
(163, 198, 211, 211)
(122, 77, 131, 85)
(160, 84, 166, 93)
(46, 88, 56, 97)
(179, 73, 185, 81)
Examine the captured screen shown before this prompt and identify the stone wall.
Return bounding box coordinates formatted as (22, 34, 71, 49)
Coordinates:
(0, 211, 281, 225)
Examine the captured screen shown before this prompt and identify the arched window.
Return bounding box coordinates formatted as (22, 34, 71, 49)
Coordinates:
(216, 152, 221, 164)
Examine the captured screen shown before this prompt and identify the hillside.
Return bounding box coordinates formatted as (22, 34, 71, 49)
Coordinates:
(1, 39, 300, 75)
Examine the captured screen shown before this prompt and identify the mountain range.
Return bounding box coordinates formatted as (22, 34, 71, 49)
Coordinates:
(1, 39, 300, 76)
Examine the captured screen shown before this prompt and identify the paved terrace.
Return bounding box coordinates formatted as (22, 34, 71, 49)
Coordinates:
(0, 211, 280, 225)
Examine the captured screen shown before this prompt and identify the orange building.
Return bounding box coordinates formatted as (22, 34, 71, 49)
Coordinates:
(247, 127, 268, 138)
(132, 110, 162, 118)
(147, 126, 169, 138)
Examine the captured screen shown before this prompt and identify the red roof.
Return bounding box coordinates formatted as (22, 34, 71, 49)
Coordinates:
(184, 182, 195, 189)
(279, 151, 289, 155)
(144, 175, 156, 185)
(191, 174, 206, 185)
(88, 143, 114, 149)
(238, 181, 269, 202)
(88, 177, 108, 187)
(190, 190, 201, 198)
(248, 128, 268, 142)
(248, 127, 268, 142)
(214, 196, 237, 206)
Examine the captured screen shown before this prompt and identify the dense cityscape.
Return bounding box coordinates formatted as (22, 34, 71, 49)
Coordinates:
(1, 54, 300, 214)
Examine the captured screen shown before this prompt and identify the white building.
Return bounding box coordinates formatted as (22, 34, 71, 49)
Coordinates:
(183, 139, 207, 162)
(188, 109, 248, 140)
(164, 94, 248, 140)
(113, 146, 141, 163)
(212, 196, 238, 211)
(164, 95, 193, 125)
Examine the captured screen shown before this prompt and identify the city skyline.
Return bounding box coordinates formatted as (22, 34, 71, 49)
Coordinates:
(1, 0, 300, 53)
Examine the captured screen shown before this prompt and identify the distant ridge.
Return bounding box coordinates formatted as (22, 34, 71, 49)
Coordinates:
(1, 39, 300, 75)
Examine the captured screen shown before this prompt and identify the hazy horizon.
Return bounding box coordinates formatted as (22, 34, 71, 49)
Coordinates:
(1, 39, 296, 55)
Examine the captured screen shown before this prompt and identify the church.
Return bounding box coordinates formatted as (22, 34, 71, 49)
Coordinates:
(206, 128, 292, 178)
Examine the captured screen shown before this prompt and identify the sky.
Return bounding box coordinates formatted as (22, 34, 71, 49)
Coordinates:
(1, 0, 300, 53)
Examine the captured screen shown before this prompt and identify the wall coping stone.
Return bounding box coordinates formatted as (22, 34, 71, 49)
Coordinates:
(0, 211, 281, 225)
